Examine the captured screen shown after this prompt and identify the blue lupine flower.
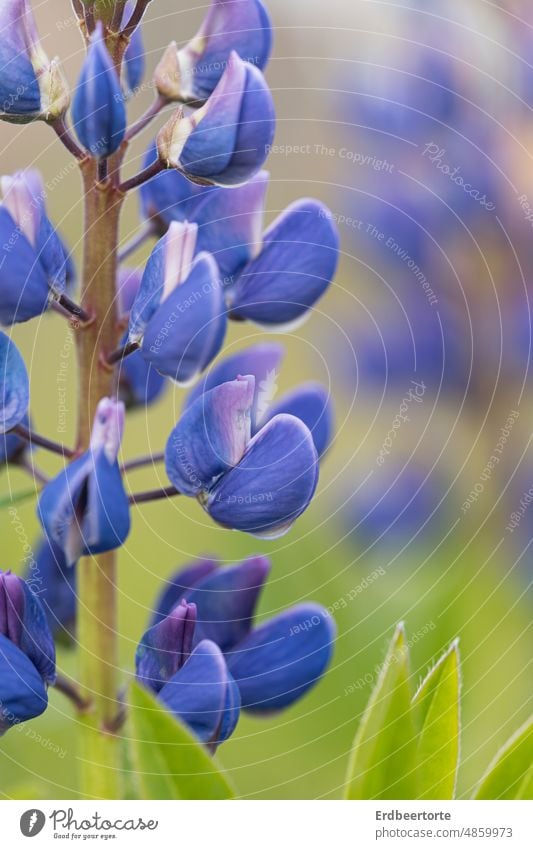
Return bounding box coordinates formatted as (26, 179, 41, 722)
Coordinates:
(0, 330, 29, 433)
(128, 221, 227, 383)
(157, 52, 275, 187)
(0, 568, 56, 733)
(150, 555, 335, 713)
(154, 0, 272, 103)
(0, 0, 69, 123)
(342, 459, 448, 549)
(1, 426, 28, 466)
(136, 598, 238, 748)
(265, 382, 333, 459)
(139, 165, 338, 325)
(165, 374, 319, 537)
(139, 151, 268, 277)
(38, 398, 131, 566)
(185, 343, 333, 456)
(121, 0, 145, 96)
(340, 290, 468, 397)
(72, 23, 126, 157)
(29, 536, 77, 645)
(226, 198, 339, 326)
(139, 141, 211, 235)
(0, 169, 70, 324)
(116, 268, 167, 408)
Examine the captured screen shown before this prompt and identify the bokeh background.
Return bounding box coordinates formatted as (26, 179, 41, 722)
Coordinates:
(1, 0, 532, 799)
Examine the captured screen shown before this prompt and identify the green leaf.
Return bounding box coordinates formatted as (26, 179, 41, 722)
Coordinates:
(128, 682, 235, 800)
(412, 641, 460, 799)
(344, 623, 418, 799)
(473, 716, 533, 800)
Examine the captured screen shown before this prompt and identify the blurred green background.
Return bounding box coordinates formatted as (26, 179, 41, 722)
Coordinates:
(1, 0, 532, 799)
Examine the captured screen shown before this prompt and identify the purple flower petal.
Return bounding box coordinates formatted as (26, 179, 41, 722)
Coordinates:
(207, 413, 319, 537)
(136, 600, 197, 693)
(150, 558, 220, 626)
(264, 382, 333, 457)
(0, 331, 29, 433)
(228, 200, 339, 325)
(157, 639, 229, 743)
(187, 555, 271, 651)
(184, 341, 284, 432)
(194, 171, 268, 283)
(72, 23, 126, 157)
(169, 0, 272, 101)
(227, 604, 335, 712)
(141, 252, 227, 383)
(165, 376, 254, 496)
(0, 634, 48, 733)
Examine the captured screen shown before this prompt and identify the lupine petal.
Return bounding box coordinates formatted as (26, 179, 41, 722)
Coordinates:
(165, 376, 254, 496)
(217, 670, 241, 744)
(141, 253, 227, 383)
(0, 207, 50, 324)
(228, 199, 339, 324)
(18, 580, 56, 684)
(38, 400, 130, 566)
(119, 344, 167, 409)
(0, 331, 29, 433)
(71, 23, 126, 157)
(150, 558, 219, 626)
(0, 0, 41, 118)
(37, 453, 94, 567)
(129, 221, 198, 342)
(177, 56, 245, 181)
(187, 556, 270, 651)
(227, 604, 335, 712)
(116, 266, 143, 316)
(207, 413, 318, 537)
(0, 413, 29, 464)
(166, 54, 275, 187)
(0, 634, 48, 733)
(194, 171, 268, 283)
(31, 536, 76, 643)
(2, 170, 67, 291)
(136, 600, 197, 694)
(170, 0, 272, 101)
(184, 341, 284, 432)
(0, 571, 24, 644)
(264, 382, 333, 457)
(0, 569, 55, 684)
(122, 0, 145, 95)
(84, 447, 131, 558)
(139, 141, 210, 231)
(157, 639, 228, 743)
(220, 61, 275, 186)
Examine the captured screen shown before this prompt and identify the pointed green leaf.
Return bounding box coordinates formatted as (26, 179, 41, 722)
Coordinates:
(128, 682, 235, 800)
(344, 623, 417, 799)
(473, 716, 533, 800)
(412, 641, 460, 799)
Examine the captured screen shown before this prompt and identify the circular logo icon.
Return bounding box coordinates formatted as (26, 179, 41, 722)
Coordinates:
(20, 810, 46, 837)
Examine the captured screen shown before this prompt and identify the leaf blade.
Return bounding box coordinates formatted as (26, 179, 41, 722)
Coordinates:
(128, 682, 236, 800)
(344, 623, 418, 800)
(412, 641, 460, 800)
(473, 716, 533, 800)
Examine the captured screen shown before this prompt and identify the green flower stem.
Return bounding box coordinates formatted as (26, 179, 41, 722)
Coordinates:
(75, 158, 125, 799)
